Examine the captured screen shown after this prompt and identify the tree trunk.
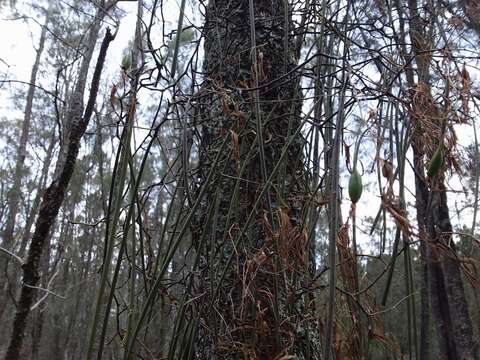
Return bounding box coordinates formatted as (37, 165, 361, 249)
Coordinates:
(413, 146, 456, 359)
(18, 132, 56, 258)
(407, 1, 479, 358)
(2, 3, 51, 246)
(193, 1, 319, 358)
(435, 187, 480, 359)
(3, 27, 115, 360)
(0, 4, 51, 329)
(460, 0, 480, 35)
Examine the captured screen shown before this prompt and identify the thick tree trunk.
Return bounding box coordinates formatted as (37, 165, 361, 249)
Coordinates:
(193, 1, 318, 358)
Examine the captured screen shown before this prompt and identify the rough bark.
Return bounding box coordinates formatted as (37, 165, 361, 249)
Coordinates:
(18, 133, 56, 258)
(30, 220, 56, 360)
(407, 1, 478, 358)
(435, 188, 479, 359)
(413, 146, 456, 359)
(460, 0, 480, 35)
(4, 28, 115, 360)
(193, 0, 318, 358)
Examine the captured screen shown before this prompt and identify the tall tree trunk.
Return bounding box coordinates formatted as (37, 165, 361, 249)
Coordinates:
(193, 1, 319, 358)
(413, 146, 456, 359)
(407, 0, 479, 358)
(2, 3, 51, 246)
(0, 133, 55, 327)
(460, 0, 480, 35)
(435, 187, 479, 358)
(30, 219, 58, 360)
(0, 5, 51, 329)
(3, 25, 115, 360)
(18, 133, 56, 258)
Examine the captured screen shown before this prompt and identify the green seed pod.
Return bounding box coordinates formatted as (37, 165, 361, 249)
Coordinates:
(121, 53, 132, 71)
(427, 144, 444, 178)
(349, 168, 363, 203)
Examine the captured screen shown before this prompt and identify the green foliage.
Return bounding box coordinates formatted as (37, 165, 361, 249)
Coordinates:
(176, 28, 195, 44)
(121, 41, 134, 70)
(121, 52, 132, 70)
(165, 28, 196, 62)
